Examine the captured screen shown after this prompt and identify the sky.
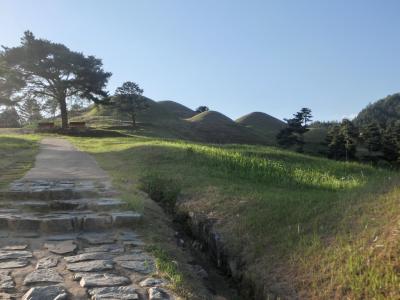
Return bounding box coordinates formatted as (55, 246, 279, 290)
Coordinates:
(1, 0, 400, 121)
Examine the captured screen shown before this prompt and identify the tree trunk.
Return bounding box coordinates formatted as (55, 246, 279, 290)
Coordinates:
(131, 112, 136, 127)
(59, 97, 69, 129)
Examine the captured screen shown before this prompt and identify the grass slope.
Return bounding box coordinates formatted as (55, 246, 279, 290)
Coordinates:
(158, 100, 196, 119)
(0, 133, 40, 189)
(69, 134, 400, 299)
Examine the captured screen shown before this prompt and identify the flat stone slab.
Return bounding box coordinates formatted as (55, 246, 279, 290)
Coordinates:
(140, 277, 168, 287)
(66, 260, 114, 272)
(36, 256, 58, 269)
(64, 252, 114, 263)
(112, 212, 142, 227)
(0, 292, 13, 299)
(88, 286, 139, 299)
(74, 272, 130, 288)
(22, 285, 67, 300)
(0, 259, 29, 269)
(1, 244, 28, 250)
(83, 244, 124, 253)
(0, 250, 32, 260)
(23, 268, 63, 285)
(0, 271, 15, 291)
(149, 287, 172, 300)
(46, 234, 79, 241)
(119, 231, 140, 241)
(117, 260, 155, 274)
(79, 233, 116, 245)
(44, 240, 77, 255)
(114, 253, 153, 262)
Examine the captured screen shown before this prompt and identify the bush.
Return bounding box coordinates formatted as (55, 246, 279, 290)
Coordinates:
(139, 173, 181, 212)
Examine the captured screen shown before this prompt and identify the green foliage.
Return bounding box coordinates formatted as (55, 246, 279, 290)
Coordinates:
(147, 245, 184, 288)
(362, 122, 382, 152)
(139, 173, 181, 212)
(112, 81, 148, 127)
(277, 108, 312, 152)
(326, 119, 358, 161)
(0, 107, 20, 128)
(0, 31, 111, 128)
(195, 106, 209, 113)
(355, 93, 400, 127)
(382, 122, 400, 162)
(18, 97, 42, 125)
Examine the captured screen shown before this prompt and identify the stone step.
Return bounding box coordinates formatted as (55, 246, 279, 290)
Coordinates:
(0, 198, 127, 212)
(0, 189, 105, 201)
(0, 211, 142, 233)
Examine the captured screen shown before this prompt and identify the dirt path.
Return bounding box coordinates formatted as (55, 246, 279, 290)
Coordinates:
(23, 137, 110, 184)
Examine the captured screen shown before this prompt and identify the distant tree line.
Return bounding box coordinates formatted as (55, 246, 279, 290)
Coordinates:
(326, 119, 400, 165)
(278, 108, 400, 166)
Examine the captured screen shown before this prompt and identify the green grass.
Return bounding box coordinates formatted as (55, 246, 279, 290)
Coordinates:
(0, 134, 40, 189)
(68, 134, 400, 298)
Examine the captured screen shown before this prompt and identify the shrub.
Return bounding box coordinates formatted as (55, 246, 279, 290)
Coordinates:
(139, 173, 181, 212)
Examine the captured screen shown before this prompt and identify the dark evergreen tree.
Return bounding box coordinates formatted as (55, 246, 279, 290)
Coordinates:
(0, 107, 20, 128)
(277, 108, 312, 152)
(0, 31, 111, 128)
(341, 119, 358, 161)
(382, 122, 400, 162)
(327, 125, 347, 160)
(326, 119, 358, 160)
(363, 122, 382, 152)
(18, 97, 42, 124)
(196, 106, 209, 113)
(112, 81, 148, 127)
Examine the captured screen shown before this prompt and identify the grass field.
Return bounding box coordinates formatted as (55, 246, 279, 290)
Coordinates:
(0, 134, 40, 189)
(68, 134, 400, 299)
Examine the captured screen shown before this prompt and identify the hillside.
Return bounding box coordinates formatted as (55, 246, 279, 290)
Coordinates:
(236, 111, 286, 143)
(354, 93, 400, 127)
(68, 134, 400, 299)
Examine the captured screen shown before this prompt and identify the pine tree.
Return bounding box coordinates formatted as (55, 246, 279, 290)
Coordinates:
(382, 122, 400, 162)
(277, 108, 312, 152)
(327, 119, 358, 160)
(363, 122, 382, 152)
(18, 98, 42, 124)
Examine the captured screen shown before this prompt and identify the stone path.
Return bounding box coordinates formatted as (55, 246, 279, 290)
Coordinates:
(0, 138, 176, 299)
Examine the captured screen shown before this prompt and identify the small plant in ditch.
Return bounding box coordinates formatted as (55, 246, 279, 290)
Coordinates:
(139, 172, 182, 213)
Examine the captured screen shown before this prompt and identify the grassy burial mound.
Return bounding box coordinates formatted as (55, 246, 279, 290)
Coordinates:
(157, 100, 197, 119)
(186, 110, 269, 144)
(236, 111, 286, 143)
(69, 134, 400, 299)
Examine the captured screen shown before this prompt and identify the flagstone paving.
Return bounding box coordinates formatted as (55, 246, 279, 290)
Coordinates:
(0, 138, 176, 299)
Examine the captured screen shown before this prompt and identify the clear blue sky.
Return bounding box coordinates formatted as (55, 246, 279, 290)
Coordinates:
(1, 0, 400, 121)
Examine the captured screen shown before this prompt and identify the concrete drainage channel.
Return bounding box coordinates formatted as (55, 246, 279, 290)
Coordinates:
(0, 180, 177, 300)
